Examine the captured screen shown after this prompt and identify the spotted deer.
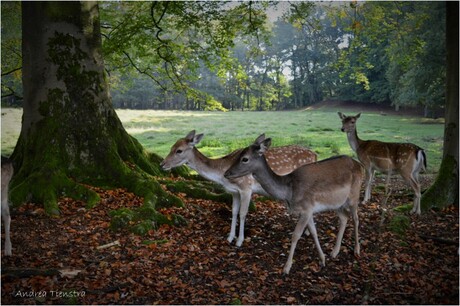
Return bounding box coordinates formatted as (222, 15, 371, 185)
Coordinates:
(160, 130, 317, 247)
(2, 157, 13, 256)
(224, 136, 363, 274)
(338, 112, 426, 214)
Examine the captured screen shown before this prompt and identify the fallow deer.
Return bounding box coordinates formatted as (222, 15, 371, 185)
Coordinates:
(160, 130, 317, 247)
(2, 157, 13, 256)
(338, 112, 426, 214)
(224, 135, 363, 274)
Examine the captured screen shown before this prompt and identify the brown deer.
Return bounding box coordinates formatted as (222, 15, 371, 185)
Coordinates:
(160, 130, 317, 247)
(224, 136, 363, 274)
(2, 157, 13, 256)
(338, 112, 426, 214)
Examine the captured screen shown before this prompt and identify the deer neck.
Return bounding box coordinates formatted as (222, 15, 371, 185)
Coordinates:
(253, 157, 292, 201)
(347, 128, 363, 152)
(186, 148, 227, 183)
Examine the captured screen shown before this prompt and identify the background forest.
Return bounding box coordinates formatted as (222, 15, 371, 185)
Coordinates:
(1, 1, 446, 117)
(0, 2, 457, 304)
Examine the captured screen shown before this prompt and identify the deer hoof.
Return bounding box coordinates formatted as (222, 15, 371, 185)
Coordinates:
(282, 265, 291, 275)
(331, 249, 339, 258)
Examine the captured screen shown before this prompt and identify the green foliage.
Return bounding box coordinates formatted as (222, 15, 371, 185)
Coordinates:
(2, 2, 446, 113)
(393, 204, 413, 213)
(109, 202, 187, 235)
(103, 2, 446, 112)
(100, 1, 270, 109)
(388, 214, 410, 238)
(1, 1, 22, 100)
(332, 2, 446, 113)
(108, 208, 134, 230)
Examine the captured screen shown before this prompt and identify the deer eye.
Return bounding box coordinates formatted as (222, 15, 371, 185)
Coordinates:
(241, 157, 249, 163)
(176, 149, 183, 154)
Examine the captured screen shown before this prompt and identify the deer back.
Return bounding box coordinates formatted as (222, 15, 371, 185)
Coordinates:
(265, 145, 317, 176)
(358, 140, 422, 172)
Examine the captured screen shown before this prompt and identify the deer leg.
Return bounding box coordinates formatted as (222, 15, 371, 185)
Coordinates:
(236, 190, 252, 247)
(1, 201, 11, 256)
(364, 169, 374, 202)
(384, 171, 392, 197)
(227, 193, 241, 244)
(381, 171, 393, 209)
(350, 203, 360, 256)
(402, 171, 421, 215)
(283, 211, 311, 275)
(331, 208, 348, 258)
(306, 217, 325, 266)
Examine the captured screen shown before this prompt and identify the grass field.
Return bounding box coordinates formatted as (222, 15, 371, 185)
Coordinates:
(1, 107, 444, 173)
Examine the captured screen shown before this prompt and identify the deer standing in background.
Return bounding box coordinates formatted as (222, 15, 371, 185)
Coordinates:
(225, 136, 363, 274)
(2, 157, 14, 256)
(160, 130, 317, 247)
(338, 112, 426, 214)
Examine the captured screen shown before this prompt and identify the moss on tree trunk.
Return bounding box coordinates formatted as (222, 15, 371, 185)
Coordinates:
(421, 155, 458, 211)
(164, 180, 233, 204)
(11, 1, 181, 216)
(161, 178, 256, 212)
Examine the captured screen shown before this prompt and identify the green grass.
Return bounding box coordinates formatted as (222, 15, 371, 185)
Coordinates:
(1, 108, 444, 173)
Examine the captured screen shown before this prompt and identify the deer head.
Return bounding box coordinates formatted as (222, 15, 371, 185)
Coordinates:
(338, 112, 361, 133)
(225, 135, 272, 179)
(160, 130, 204, 170)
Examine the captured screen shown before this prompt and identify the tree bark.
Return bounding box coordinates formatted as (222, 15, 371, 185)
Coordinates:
(11, 1, 182, 214)
(421, 1, 459, 210)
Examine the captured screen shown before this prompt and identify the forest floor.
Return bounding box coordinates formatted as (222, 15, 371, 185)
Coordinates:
(1, 175, 458, 305)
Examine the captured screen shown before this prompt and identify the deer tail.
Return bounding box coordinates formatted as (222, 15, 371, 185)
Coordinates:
(417, 149, 427, 172)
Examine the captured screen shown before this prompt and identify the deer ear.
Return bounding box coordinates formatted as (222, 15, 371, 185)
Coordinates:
(356, 113, 361, 118)
(254, 133, 266, 145)
(338, 112, 345, 119)
(190, 133, 204, 146)
(185, 130, 196, 141)
(258, 138, 271, 155)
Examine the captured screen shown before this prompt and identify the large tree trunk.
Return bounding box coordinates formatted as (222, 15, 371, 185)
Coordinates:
(421, 1, 459, 210)
(11, 1, 181, 214)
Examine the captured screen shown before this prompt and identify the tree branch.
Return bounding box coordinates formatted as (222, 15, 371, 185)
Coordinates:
(122, 51, 168, 91)
(150, 2, 188, 93)
(1, 66, 22, 77)
(418, 234, 459, 246)
(1, 83, 23, 100)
